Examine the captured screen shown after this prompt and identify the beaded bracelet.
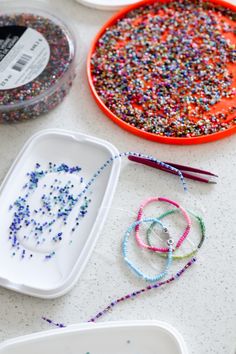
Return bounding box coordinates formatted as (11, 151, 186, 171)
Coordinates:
(147, 209, 206, 260)
(135, 197, 191, 253)
(122, 217, 173, 282)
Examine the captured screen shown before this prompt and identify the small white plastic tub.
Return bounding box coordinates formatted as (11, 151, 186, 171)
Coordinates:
(76, 0, 140, 11)
(0, 321, 188, 354)
(0, 129, 121, 298)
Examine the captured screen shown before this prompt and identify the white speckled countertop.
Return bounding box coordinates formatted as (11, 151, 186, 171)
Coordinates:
(0, 0, 235, 353)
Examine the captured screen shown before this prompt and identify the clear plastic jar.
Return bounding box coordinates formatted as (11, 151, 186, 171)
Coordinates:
(0, 1, 77, 123)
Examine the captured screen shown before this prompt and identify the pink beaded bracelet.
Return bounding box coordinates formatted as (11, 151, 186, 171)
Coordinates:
(135, 197, 191, 253)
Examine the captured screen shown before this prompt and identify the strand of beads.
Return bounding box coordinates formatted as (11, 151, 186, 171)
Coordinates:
(75, 151, 187, 200)
(42, 257, 197, 327)
(87, 258, 196, 323)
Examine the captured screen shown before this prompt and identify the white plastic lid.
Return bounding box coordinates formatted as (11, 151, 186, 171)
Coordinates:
(0, 321, 188, 354)
(76, 0, 140, 11)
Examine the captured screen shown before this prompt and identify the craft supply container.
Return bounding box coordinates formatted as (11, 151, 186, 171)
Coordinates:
(0, 1, 77, 123)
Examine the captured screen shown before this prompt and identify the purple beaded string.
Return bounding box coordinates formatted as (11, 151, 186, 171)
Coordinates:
(42, 257, 196, 327)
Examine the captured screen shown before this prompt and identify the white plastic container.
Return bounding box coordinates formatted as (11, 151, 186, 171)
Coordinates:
(0, 321, 188, 354)
(76, 0, 140, 11)
(0, 129, 121, 298)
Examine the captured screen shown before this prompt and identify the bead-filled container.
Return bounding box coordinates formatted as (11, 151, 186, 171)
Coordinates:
(0, 2, 77, 123)
(88, 0, 236, 144)
(0, 129, 120, 298)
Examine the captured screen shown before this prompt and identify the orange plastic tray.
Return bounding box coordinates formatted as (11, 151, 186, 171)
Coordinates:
(87, 0, 236, 144)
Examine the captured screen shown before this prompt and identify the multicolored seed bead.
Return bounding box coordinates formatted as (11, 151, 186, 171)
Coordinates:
(0, 10, 76, 123)
(91, 0, 236, 138)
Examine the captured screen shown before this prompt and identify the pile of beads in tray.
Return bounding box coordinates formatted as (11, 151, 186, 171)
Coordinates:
(90, 0, 236, 138)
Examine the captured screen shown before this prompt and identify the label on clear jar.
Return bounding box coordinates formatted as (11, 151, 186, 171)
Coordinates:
(0, 26, 50, 90)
